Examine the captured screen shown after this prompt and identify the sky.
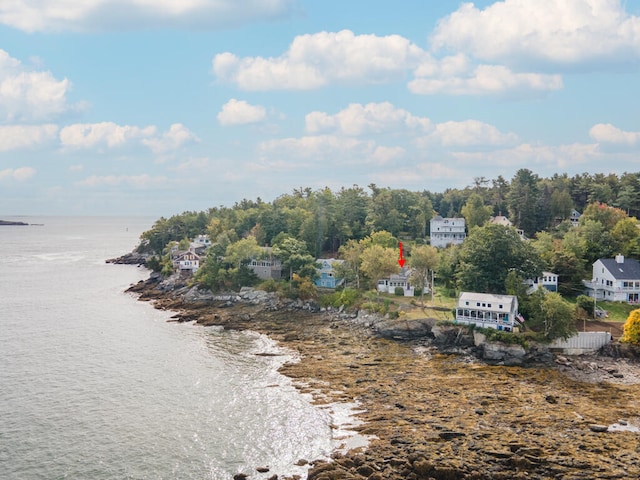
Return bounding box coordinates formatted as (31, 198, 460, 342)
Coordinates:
(2, 0, 640, 216)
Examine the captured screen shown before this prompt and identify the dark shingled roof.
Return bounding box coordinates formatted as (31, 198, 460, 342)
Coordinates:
(599, 257, 640, 280)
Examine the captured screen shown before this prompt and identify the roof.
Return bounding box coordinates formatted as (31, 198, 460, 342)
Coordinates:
(598, 257, 640, 280)
(458, 292, 517, 308)
(490, 215, 512, 226)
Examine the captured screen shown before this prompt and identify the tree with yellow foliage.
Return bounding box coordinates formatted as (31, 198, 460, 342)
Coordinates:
(621, 309, 640, 344)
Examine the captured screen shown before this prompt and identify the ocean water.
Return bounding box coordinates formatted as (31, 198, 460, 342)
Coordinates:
(0, 217, 348, 480)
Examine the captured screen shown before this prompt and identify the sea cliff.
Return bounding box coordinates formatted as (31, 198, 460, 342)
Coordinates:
(125, 272, 640, 480)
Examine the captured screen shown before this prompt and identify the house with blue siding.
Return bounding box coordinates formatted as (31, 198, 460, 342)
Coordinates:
(315, 258, 344, 288)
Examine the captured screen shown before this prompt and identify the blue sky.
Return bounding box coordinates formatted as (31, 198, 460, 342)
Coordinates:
(2, 0, 640, 216)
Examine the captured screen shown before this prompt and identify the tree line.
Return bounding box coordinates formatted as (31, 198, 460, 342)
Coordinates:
(139, 169, 640, 257)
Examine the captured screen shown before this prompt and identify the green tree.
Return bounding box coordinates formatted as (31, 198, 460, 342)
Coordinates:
(337, 239, 364, 289)
(360, 244, 400, 293)
(580, 202, 627, 230)
(508, 168, 541, 237)
(194, 249, 226, 291)
(361, 230, 398, 249)
(409, 244, 439, 306)
(456, 223, 543, 294)
(621, 309, 640, 345)
(225, 236, 262, 268)
(273, 236, 318, 282)
(611, 217, 640, 257)
(580, 219, 614, 263)
(461, 193, 493, 229)
(550, 188, 573, 222)
(524, 290, 576, 341)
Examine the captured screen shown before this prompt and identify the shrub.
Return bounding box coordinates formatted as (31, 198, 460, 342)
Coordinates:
(394, 286, 404, 296)
(258, 278, 279, 293)
(621, 309, 640, 345)
(318, 288, 361, 309)
(576, 295, 595, 316)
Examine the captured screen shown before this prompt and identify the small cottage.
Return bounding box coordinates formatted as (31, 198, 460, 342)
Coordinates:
(315, 258, 344, 289)
(378, 268, 415, 297)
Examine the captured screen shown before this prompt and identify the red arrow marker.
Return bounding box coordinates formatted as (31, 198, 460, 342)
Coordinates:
(398, 242, 406, 268)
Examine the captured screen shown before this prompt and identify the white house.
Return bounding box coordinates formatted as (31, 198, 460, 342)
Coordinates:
(378, 268, 415, 297)
(173, 250, 200, 274)
(190, 234, 212, 254)
(430, 216, 466, 248)
(586, 254, 640, 303)
(525, 272, 559, 293)
(455, 292, 521, 332)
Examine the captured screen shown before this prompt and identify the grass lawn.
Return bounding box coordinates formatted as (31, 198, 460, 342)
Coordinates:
(597, 301, 637, 323)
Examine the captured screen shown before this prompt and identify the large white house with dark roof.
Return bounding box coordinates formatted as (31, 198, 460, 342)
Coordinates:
(586, 254, 640, 303)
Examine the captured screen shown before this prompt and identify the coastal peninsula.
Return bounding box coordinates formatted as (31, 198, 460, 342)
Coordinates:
(123, 273, 640, 480)
(0, 220, 29, 226)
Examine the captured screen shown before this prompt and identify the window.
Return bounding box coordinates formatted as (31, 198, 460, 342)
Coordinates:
(499, 304, 503, 309)
(487, 304, 492, 308)
(476, 302, 480, 307)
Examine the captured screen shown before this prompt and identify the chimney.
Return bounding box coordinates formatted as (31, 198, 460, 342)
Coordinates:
(615, 254, 624, 264)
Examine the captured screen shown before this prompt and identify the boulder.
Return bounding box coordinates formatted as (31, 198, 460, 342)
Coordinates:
(374, 318, 435, 340)
(481, 341, 526, 362)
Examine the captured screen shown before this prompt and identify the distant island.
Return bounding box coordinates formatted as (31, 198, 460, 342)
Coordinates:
(0, 220, 29, 226)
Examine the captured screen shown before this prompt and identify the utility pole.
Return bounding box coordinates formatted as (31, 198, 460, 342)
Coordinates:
(431, 269, 435, 303)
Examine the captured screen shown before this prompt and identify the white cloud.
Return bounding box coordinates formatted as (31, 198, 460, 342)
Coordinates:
(306, 102, 432, 136)
(451, 142, 601, 170)
(60, 122, 157, 149)
(142, 123, 198, 153)
(0, 0, 297, 33)
(371, 146, 405, 165)
(431, 0, 640, 67)
(0, 124, 58, 151)
(213, 29, 425, 90)
(217, 99, 267, 126)
(409, 62, 563, 96)
(259, 134, 374, 162)
(424, 120, 519, 147)
(172, 157, 210, 172)
(589, 123, 640, 146)
(0, 49, 77, 121)
(69, 164, 84, 172)
(76, 174, 168, 188)
(369, 162, 459, 185)
(0, 166, 36, 181)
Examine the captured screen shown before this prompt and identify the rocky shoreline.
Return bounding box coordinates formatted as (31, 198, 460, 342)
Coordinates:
(125, 272, 640, 480)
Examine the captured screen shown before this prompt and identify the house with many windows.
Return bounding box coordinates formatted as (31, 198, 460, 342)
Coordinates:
(525, 272, 559, 293)
(429, 216, 466, 248)
(247, 247, 282, 281)
(315, 258, 344, 289)
(585, 254, 640, 303)
(455, 292, 521, 332)
(377, 268, 415, 297)
(172, 250, 200, 274)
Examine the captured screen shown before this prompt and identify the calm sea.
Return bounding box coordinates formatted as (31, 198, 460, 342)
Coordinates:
(0, 217, 353, 480)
